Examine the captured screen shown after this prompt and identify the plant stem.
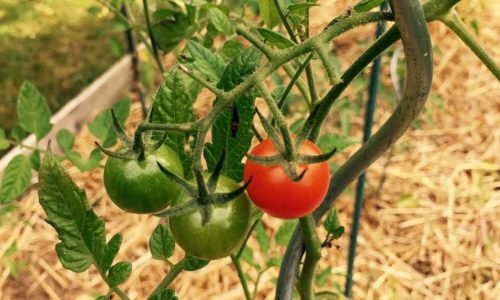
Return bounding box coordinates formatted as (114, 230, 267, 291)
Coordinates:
(149, 259, 185, 297)
(282, 63, 311, 107)
(235, 217, 262, 259)
(142, 0, 165, 74)
(297, 215, 322, 300)
(345, 2, 388, 297)
(440, 10, 500, 80)
(231, 255, 252, 300)
(7, 139, 40, 152)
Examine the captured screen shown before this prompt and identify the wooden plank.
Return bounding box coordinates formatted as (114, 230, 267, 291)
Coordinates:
(0, 55, 132, 177)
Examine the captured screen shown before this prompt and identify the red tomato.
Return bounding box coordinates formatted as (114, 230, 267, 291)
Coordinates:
(243, 138, 330, 219)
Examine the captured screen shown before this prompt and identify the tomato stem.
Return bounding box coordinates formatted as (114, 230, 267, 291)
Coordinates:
(149, 258, 186, 297)
(231, 255, 252, 300)
(297, 215, 322, 300)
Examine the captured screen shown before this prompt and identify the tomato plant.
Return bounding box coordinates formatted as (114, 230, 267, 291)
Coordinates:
(168, 175, 251, 260)
(244, 138, 330, 219)
(103, 144, 183, 214)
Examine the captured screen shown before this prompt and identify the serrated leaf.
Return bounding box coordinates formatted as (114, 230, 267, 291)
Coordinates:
(208, 8, 234, 35)
(150, 70, 196, 177)
(219, 39, 244, 61)
(101, 233, 122, 272)
(183, 255, 209, 271)
(108, 261, 131, 287)
(0, 155, 32, 204)
(204, 47, 260, 182)
(0, 128, 10, 150)
(66, 149, 103, 172)
(255, 222, 270, 252)
(56, 129, 75, 152)
(353, 0, 385, 12)
(317, 133, 357, 153)
(30, 150, 41, 171)
(149, 224, 175, 260)
(152, 6, 197, 52)
(149, 288, 178, 300)
(38, 149, 106, 272)
(257, 28, 295, 49)
(258, 0, 281, 28)
(17, 81, 52, 140)
(186, 40, 225, 82)
(275, 220, 298, 246)
(88, 98, 131, 148)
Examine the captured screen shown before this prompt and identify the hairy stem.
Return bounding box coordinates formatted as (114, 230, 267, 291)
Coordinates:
(440, 10, 500, 80)
(297, 215, 322, 300)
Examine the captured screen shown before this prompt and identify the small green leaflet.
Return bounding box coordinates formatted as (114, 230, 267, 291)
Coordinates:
(150, 70, 196, 177)
(186, 40, 225, 82)
(65, 149, 103, 172)
(0, 128, 9, 150)
(153, 6, 197, 52)
(275, 220, 298, 246)
(10, 125, 28, 142)
(324, 208, 344, 240)
(0, 154, 32, 204)
(38, 149, 131, 285)
(258, 0, 281, 28)
(255, 221, 270, 252)
(17, 81, 52, 140)
(149, 224, 175, 260)
(204, 47, 261, 182)
(218, 39, 244, 61)
(88, 97, 130, 148)
(257, 28, 295, 49)
(56, 129, 75, 152)
(30, 150, 41, 171)
(183, 255, 209, 271)
(353, 0, 385, 12)
(208, 8, 234, 35)
(150, 288, 178, 300)
(287, 2, 320, 14)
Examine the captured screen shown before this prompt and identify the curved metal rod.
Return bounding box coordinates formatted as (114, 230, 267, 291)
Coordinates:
(275, 0, 433, 298)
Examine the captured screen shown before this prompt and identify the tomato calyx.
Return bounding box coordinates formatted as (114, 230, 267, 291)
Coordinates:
(154, 151, 252, 225)
(248, 106, 337, 182)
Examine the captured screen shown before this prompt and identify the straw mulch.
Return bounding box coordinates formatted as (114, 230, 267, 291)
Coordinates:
(1, 1, 499, 299)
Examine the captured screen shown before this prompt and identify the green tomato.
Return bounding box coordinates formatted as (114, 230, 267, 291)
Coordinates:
(168, 175, 251, 260)
(103, 145, 183, 214)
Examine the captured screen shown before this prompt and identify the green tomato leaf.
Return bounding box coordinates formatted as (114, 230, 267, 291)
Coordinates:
(240, 246, 254, 265)
(315, 267, 331, 287)
(0, 128, 10, 150)
(258, 0, 281, 28)
(152, 5, 197, 52)
(218, 39, 244, 61)
(208, 8, 234, 35)
(17, 81, 52, 140)
(10, 125, 28, 142)
(316, 133, 357, 153)
(183, 255, 209, 271)
(353, 0, 385, 12)
(204, 47, 261, 182)
(149, 288, 178, 300)
(0, 155, 32, 204)
(257, 28, 295, 49)
(287, 2, 320, 14)
(88, 98, 130, 148)
(56, 129, 75, 152)
(186, 40, 225, 82)
(275, 220, 298, 246)
(109, 37, 124, 58)
(66, 149, 103, 172)
(149, 224, 175, 260)
(30, 150, 41, 171)
(324, 208, 344, 239)
(38, 149, 106, 272)
(266, 257, 282, 267)
(100, 233, 122, 273)
(255, 222, 270, 252)
(150, 70, 196, 178)
(107, 261, 132, 287)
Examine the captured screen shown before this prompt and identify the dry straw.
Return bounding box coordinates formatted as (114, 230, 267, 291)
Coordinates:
(1, 0, 499, 299)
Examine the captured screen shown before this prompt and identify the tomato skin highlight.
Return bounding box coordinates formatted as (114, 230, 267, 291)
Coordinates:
(168, 175, 251, 260)
(243, 138, 330, 219)
(103, 145, 183, 214)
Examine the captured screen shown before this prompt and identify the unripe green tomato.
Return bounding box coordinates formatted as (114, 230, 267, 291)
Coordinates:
(103, 145, 183, 214)
(168, 175, 251, 260)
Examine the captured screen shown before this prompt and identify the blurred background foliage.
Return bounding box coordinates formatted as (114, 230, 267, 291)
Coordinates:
(0, 0, 123, 133)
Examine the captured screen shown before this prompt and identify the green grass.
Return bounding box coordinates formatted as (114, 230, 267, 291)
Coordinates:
(0, 0, 123, 133)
